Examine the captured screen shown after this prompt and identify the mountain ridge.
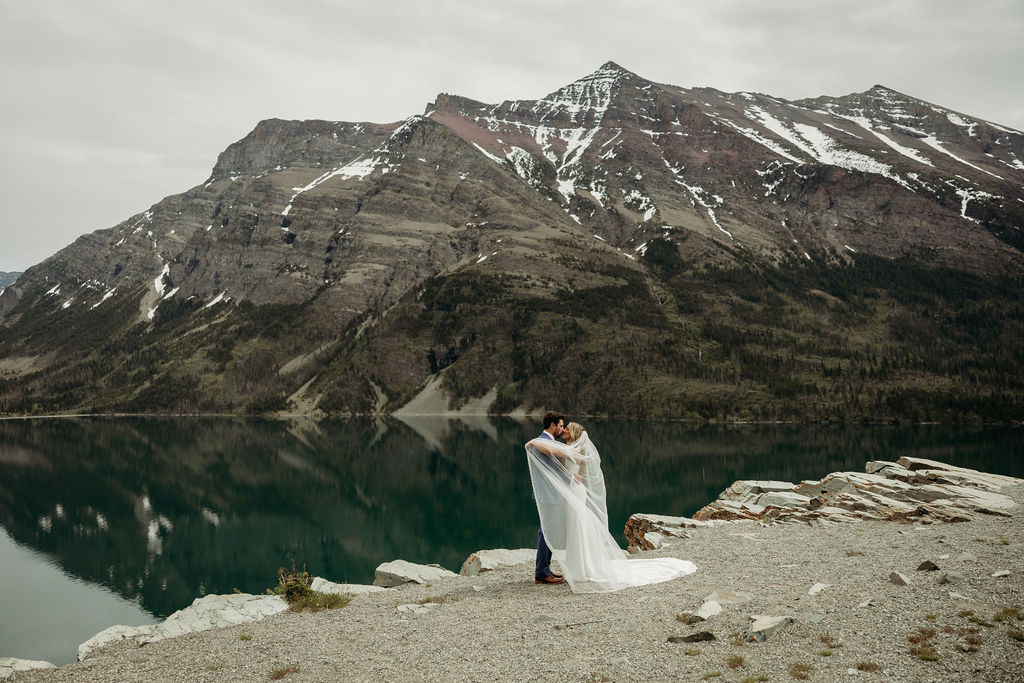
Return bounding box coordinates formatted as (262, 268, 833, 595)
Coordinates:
(0, 63, 1022, 421)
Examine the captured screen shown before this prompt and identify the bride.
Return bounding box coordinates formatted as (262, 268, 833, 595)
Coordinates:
(526, 422, 696, 593)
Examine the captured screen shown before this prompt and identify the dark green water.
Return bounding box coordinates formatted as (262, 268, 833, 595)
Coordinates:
(0, 416, 1021, 665)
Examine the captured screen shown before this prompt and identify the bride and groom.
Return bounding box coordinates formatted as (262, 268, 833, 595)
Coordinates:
(526, 411, 696, 593)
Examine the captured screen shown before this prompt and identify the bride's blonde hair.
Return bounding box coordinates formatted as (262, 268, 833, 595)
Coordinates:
(565, 421, 584, 443)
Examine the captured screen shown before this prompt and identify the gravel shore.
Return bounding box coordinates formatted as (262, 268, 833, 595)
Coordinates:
(10, 485, 1023, 682)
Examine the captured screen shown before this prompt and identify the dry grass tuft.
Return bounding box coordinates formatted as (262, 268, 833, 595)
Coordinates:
(789, 661, 812, 679)
(819, 633, 841, 648)
(270, 664, 300, 679)
(910, 644, 939, 661)
(994, 607, 1021, 622)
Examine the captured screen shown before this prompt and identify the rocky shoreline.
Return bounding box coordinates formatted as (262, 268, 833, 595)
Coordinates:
(4, 458, 1023, 682)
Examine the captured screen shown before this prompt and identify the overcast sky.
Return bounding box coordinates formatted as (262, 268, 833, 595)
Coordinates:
(1, 0, 1021, 273)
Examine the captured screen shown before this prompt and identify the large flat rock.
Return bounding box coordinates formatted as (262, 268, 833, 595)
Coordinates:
(460, 548, 534, 576)
(374, 559, 458, 587)
(0, 658, 55, 679)
(78, 593, 288, 661)
(683, 459, 1021, 528)
(311, 577, 386, 595)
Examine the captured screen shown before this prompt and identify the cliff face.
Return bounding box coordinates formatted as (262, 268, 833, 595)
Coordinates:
(0, 63, 1022, 420)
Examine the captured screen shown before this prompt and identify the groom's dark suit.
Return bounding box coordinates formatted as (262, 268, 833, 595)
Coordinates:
(533, 430, 564, 580)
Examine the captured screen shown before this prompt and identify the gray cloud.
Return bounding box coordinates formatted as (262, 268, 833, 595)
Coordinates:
(1, 0, 1021, 272)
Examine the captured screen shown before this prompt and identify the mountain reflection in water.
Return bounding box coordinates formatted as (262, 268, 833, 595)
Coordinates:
(0, 417, 1020, 624)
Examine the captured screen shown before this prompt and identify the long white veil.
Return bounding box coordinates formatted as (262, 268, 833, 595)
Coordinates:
(526, 431, 696, 593)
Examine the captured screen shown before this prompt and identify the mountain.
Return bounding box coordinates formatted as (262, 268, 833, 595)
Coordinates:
(0, 271, 20, 290)
(1, 62, 1022, 421)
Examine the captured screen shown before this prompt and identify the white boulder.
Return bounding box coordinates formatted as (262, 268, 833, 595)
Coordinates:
(311, 577, 385, 595)
(78, 593, 288, 661)
(374, 559, 458, 587)
(623, 514, 707, 550)
(460, 548, 535, 576)
(0, 658, 56, 679)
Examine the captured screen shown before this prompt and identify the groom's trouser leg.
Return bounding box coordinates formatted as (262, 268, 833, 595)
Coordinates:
(535, 527, 552, 578)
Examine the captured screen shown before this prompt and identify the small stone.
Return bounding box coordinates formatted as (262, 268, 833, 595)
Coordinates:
(808, 582, 830, 595)
(696, 601, 722, 620)
(846, 668, 859, 675)
(955, 552, 977, 562)
(472, 585, 486, 591)
(744, 615, 793, 642)
(917, 560, 939, 571)
(396, 603, 438, 616)
(939, 571, 966, 585)
(938, 554, 950, 559)
(991, 570, 1011, 578)
(858, 599, 877, 608)
(948, 592, 967, 600)
(889, 571, 912, 586)
(668, 631, 716, 643)
(800, 613, 826, 624)
(704, 590, 753, 604)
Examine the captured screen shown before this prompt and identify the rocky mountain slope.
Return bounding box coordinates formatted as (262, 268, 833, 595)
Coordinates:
(0, 62, 1022, 420)
(0, 272, 20, 292)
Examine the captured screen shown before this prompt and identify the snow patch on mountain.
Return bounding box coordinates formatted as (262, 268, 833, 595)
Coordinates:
(947, 181, 999, 224)
(282, 118, 419, 216)
(204, 291, 228, 309)
(665, 161, 732, 239)
(154, 264, 170, 298)
(90, 288, 117, 310)
(921, 136, 1004, 180)
(941, 111, 979, 138)
(744, 106, 913, 189)
(833, 114, 933, 166)
(534, 63, 622, 123)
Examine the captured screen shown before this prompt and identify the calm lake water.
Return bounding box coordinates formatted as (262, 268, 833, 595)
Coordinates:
(0, 416, 1021, 665)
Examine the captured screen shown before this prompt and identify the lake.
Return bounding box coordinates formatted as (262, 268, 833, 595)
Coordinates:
(0, 416, 1021, 665)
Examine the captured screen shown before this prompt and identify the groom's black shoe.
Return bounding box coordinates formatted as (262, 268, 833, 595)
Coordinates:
(535, 574, 565, 584)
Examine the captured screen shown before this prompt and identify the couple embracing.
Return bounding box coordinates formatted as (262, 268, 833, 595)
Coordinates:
(525, 411, 696, 593)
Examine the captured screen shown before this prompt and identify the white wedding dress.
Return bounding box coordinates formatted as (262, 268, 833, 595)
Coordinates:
(526, 431, 696, 593)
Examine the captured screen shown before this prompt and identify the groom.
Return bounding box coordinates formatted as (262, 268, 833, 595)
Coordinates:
(533, 410, 566, 585)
